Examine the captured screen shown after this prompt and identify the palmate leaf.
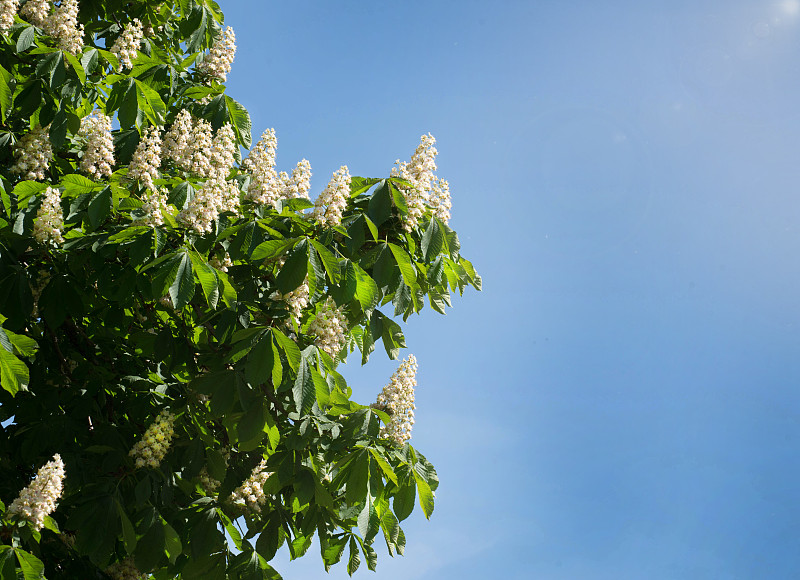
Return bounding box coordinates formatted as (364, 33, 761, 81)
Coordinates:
(169, 251, 195, 309)
(0, 346, 28, 396)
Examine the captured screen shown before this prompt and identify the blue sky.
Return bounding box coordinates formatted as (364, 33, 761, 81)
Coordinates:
(224, 1, 800, 578)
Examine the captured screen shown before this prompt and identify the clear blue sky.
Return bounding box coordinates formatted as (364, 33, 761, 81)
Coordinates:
(224, 1, 800, 578)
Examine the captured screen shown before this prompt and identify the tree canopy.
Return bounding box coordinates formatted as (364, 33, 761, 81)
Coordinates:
(0, 1, 481, 578)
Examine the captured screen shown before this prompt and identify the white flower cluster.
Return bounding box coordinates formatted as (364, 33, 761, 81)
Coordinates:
(33, 186, 64, 245)
(29, 0, 83, 54)
(199, 26, 236, 82)
(163, 111, 236, 180)
(11, 124, 52, 181)
(19, 0, 47, 27)
(209, 252, 233, 272)
(8, 453, 66, 531)
(178, 176, 239, 234)
(273, 276, 309, 329)
(229, 458, 272, 514)
(280, 159, 312, 200)
(374, 355, 417, 446)
(162, 109, 193, 168)
(105, 557, 146, 580)
(129, 410, 176, 469)
(392, 133, 452, 229)
(312, 165, 351, 228)
(308, 297, 347, 358)
(0, 0, 18, 32)
(80, 112, 115, 179)
(198, 448, 229, 495)
(242, 129, 279, 205)
(110, 18, 143, 69)
(128, 125, 162, 191)
(136, 187, 169, 227)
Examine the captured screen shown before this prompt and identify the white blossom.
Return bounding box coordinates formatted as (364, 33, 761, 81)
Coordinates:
(48, 0, 83, 55)
(33, 186, 64, 245)
(392, 133, 451, 229)
(208, 124, 236, 179)
(20, 0, 49, 27)
(162, 109, 194, 169)
(273, 276, 309, 329)
(105, 557, 146, 580)
(178, 176, 239, 234)
(308, 297, 347, 359)
(242, 128, 280, 206)
(312, 165, 350, 228)
(229, 458, 272, 514)
(80, 112, 115, 179)
(8, 454, 66, 531)
(199, 26, 236, 82)
(209, 252, 233, 273)
(136, 187, 169, 227)
(187, 117, 214, 177)
(281, 159, 312, 200)
(129, 410, 176, 469)
(373, 355, 417, 446)
(110, 18, 143, 70)
(0, 0, 19, 32)
(128, 125, 162, 191)
(11, 124, 52, 181)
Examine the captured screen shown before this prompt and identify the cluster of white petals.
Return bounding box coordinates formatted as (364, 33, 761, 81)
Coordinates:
(242, 129, 281, 205)
(129, 410, 176, 469)
(199, 26, 236, 82)
(128, 125, 162, 191)
(136, 187, 169, 227)
(229, 458, 272, 514)
(373, 355, 417, 445)
(80, 112, 115, 179)
(208, 124, 236, 178)
(111, 18, 143, 70)
(209, 252, 233, 272)
(187, 117, 215, 177)
(33, 186, 64, 245)
(198, 448, 228, 495)
(178, 176, 239, 234)
(48, 0, 83, 54)
(162, 109, 193, 168)
(11, 124, 52, 181)
(392, 133, 452, 229)
(0, 0, 18, 32)
(105, 557, 146, 580)
(280, 159, 312, 200)
(273, 276, 309, 329)
(308, 297, 347, 358)
(20, 0, 48, 27)
(312, 165, 350, 227)
(8, 454, 66, 530)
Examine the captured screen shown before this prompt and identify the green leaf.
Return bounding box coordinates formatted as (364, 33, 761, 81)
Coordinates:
(63, 50, 86, 84)
(349, 176, 381, 197)
(392, 479, 416, 522)
(35, 51, 65, 88)
(0, 64, 12, 122)
(352, 262, 379, 313)
(80, 48, 99, 74)
(387, 243, 418, 289)
(345, 451, 369, 505)
(87, 188, 112, 228)
(250, 238, 295, 261)
(116, 500, 138, 553)
(169, 251, 195, 309)
(413, 471, 434, 519)
(190, 251, 220, 309)
(61, 174, 103, 195)
(14, 549, 44, 580)
(163, 520, 182, 564)
(134, 79, 166, 126)
(0, 546, 15, 580)
(367, 180, 392, 226)
(225, 95, 252, 148)
(293, 356, 315, 415)
(273, 328, 300, 372)
(16, 26, 35, 53)
(421, 217, 444, 261)
(368, 449, 398, 486)
(347, 536, 360, 576)
(0, 346, 28, 396)
(238, 399, 267, 447)
(308, 239, 340, 283)
(275, 239, 308, 294)
(357, 498, 379, 543)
